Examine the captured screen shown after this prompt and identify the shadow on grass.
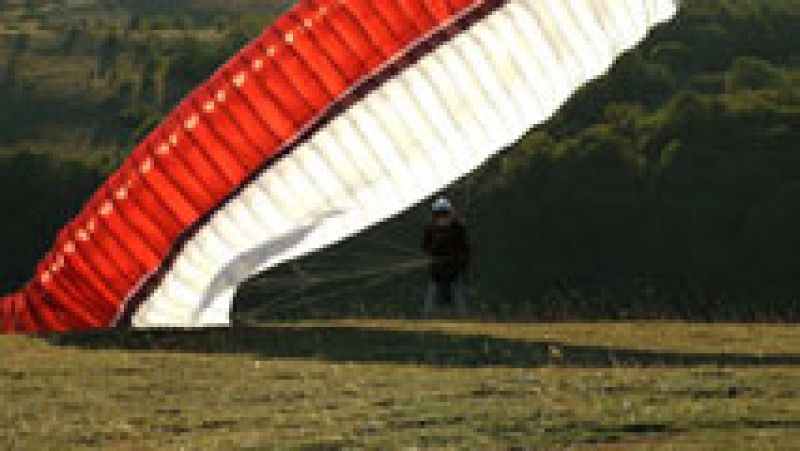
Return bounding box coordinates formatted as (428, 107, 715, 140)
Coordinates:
(46, 325, 800, 368)
(544, 419, 800, 445)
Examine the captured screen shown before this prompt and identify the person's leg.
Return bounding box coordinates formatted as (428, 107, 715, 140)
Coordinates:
(440, 279, 453, 306)
(454, 276, 467, 317)
(423, 279, 437, 316)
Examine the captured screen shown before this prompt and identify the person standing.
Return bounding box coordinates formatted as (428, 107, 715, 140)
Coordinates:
(422, 197, 470, 316)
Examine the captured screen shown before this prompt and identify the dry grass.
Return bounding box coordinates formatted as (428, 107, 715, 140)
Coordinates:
(1, 321, 799, 449)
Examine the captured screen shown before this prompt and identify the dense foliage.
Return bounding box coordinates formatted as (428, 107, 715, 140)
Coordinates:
(469, 0, 800, 320)
(0, 0, 797, 320)
(0, 152, 105, 294)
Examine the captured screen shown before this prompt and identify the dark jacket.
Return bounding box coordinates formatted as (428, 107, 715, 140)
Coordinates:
(422, 220, 470, 282)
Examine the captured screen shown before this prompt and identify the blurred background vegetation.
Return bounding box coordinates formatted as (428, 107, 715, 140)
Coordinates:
(0, 0, 797, 321)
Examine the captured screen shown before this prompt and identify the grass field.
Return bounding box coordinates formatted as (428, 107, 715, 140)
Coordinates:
(2, 320, 799, 449)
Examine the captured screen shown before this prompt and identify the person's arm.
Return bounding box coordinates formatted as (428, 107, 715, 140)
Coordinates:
(460, 223, 470, 257)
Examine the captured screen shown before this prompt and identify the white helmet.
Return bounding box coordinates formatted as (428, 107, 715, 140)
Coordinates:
(432, 197, 453, 212)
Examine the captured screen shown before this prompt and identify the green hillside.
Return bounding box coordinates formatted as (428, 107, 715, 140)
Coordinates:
(0, 0, 291, 159)
(0, 0, 798, 320)
(0, 0, 292, 293)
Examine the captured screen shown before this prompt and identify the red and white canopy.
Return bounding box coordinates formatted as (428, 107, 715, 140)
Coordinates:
(1, 0, 679, 332)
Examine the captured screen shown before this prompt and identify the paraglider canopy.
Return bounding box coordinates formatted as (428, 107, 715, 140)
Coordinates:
(1, 0, 681, 333)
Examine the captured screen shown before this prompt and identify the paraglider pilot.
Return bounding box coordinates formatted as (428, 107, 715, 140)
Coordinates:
(422, 197, 470, 316)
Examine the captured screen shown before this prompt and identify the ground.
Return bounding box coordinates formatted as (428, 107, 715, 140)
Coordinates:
(1, 320, 799, 449)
